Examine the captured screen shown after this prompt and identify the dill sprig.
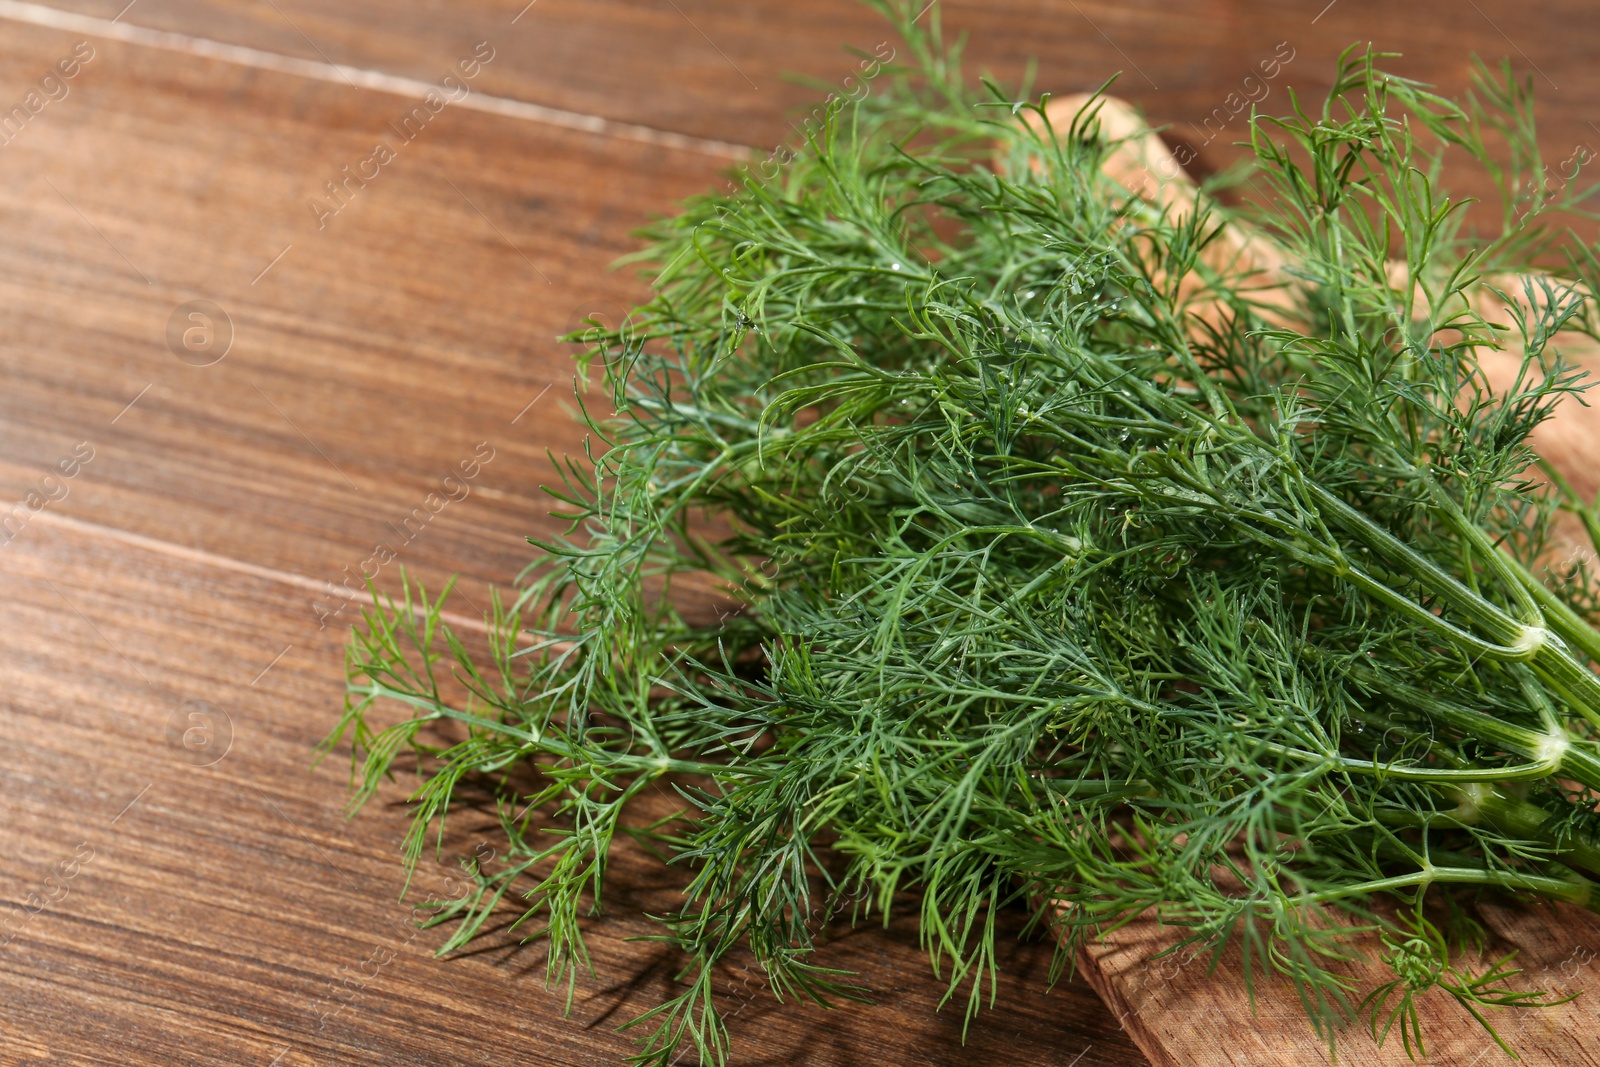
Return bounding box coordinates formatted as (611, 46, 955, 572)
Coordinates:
(325, 4, 1600, 1061)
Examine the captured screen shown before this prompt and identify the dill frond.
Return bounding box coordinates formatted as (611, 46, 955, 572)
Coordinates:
(326, 5, 1600, 1062)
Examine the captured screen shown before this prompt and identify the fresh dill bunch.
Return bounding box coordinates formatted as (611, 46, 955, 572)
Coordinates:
(325, 3, 1600, 1062)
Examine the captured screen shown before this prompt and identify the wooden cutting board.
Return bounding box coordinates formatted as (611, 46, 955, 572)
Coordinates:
(1050, 95, 1600, 1067)
(1064, 312, 1600, 1067)
(1074, 902, 1600, 1066)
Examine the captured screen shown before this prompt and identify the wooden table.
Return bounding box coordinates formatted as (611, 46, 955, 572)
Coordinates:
(0, 3, 1593, 1064)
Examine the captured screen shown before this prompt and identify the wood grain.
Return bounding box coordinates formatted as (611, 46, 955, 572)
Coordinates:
(21, 0, 1600, 209)
(0, 16, 722, 620)
(0, 514, 1143, 1066)
(3, 1, 1599, 1064)
(0, 10, 1141, 1067)
(1075, 906, 1600, 1067)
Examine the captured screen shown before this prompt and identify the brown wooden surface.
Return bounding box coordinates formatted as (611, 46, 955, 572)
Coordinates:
(1076, 903, 1600, 1067)
(0, 513, 1137, 1066)
(24, 1, 1600, 202)
(0, 7, 1140, 1066)
(1, 1, 1598, 1065)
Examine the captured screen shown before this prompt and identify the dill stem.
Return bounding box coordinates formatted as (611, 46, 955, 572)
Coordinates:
(1510, 551, 1600, 668)
(1310, 865, 1594, 908)
(1348, 672, 1600, 790)
(1449, 784, 1600, 880)
(1302, 484, 1600, 729)
(331, 37, 1600, 1063)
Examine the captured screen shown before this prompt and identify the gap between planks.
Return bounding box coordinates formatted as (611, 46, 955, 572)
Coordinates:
(25, 509, 494, 637)
(0, 0, 747, 644)
(0, 0, 752, 160)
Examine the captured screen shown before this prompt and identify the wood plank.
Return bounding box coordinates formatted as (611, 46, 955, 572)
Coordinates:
(0, 7, 1589, 608)
(14, 0, 1600, 205)
(0, 16, 723, 625)
(0, 16, 1142, 1067)
(1074, 904, 1600, 1066)
(0, 513, 1143, 1065)
(1046, 90, 1600, 1067)
(5, 3, 1600, 1064)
